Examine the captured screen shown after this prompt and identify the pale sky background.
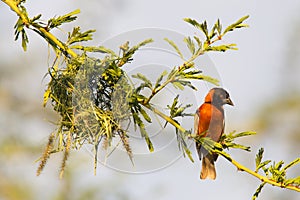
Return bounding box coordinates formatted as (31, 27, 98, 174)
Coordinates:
(1, 0, 300, 200)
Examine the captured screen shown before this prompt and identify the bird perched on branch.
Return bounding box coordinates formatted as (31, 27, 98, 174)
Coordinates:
(194, 88, 234, 180)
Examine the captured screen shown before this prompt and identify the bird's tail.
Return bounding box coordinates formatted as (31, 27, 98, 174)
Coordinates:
(200, 154, 216, 180)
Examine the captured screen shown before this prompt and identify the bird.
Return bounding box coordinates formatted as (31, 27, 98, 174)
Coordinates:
(194, 87, 234, 180)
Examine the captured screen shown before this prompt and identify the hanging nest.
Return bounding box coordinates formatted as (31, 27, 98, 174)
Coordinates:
(37, 39, 153, 177)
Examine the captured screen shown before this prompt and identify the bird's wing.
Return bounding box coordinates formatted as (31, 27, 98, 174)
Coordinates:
(194, 108, 202, 160)
(222, 118, 225, 134)
(194, 109, 199, 135)
(205, 106, 224, 161)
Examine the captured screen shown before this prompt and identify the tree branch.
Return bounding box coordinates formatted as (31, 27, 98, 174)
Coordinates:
(2, 0, 78, 58)
(217, 150, 300, 192)
(142, 102, 300, 193)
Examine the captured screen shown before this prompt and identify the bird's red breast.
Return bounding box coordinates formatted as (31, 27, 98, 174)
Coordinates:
(196, 103, 224, 141)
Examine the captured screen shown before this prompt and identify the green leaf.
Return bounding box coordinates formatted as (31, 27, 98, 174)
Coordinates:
(209, 20, 218, 39)
(168, 95, 179, 112)
(176, 129, 194, 162)
(284, 176, 300, 185)
(131, 106, 153, 151)
(252, 183, 266, 200)
(167, 68, 177, 80)
(215, 19, 222, 35)
(205, 44, 238, 52)
(67, 27, 95, 45)
(48, 9, 80, 29)
(139, 107, 152, 123)
(137, 38, 154, 48)
(225, 143, 251, 151)
(144, 133, 154, 152)
(164, 38, 184, 59)
(195, 74, 219, 86)
(171, 80, 196, 90)
(135, 83, 152, 93)
(197, 137, 223, 154)
(120, 41, 130, 52)
(16, 0, 26, 6)
(14, 17, 29, 51)
(200, 21, 209, 40)
(220, 131, 256, 152)
(154, 70, 168, 88)
(223, 15, 249, 35)
(182, 144, 194, 162)
(256, 160, 272, 173)
(70, 45, 117, 56)
(132, 73, 152, 89)
(233, 131, 256, 138)
(31, 14, 42, 22)
(120, 39, 153, 66)
(43, 87, 51, 107)
(14, 18, 22, 37)
(184, 18, 212, 40)
(274, 160, 284, 170)
(183, 18, 202, 30)
(183, 36, 196, 54)
(255, 148, 264, 169)
(193, 36, 202, 49)
(171, 81, 185, 90)
(167, 95, 193, 118)
(269, 160, 286, 183)
(95, 46, 117, 56)
(173, 106, 192, 117)
(127, 39, 153, 54)
(131, 111, 141, 130)
(21, 29, 29, 51)
(174, 80, 197, 90)
(283, 158, 300, 171)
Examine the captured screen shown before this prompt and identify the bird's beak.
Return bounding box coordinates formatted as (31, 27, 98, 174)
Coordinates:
(225, 98, 234, 106)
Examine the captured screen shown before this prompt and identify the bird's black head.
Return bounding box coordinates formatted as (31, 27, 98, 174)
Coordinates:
(205, 88, 234, 106)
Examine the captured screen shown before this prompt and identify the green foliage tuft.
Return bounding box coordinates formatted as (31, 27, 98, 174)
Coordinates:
(223, 15, 249, 35)
(67, 27, 96, 45)
(164, 38, 184, 59)
(47, 9, 80, 30)
(183, 16, 249, 54)
(14, 16, 29, 51)
(167, 95, 193, 118)
(220, 131, 256, 151)
(252, 183, 266, 200)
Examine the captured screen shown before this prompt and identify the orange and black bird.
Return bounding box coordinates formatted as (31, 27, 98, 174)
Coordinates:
(194, 88, 234, 180)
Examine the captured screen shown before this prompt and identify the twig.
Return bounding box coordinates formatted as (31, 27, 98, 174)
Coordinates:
(2, 0, 78, 58)
(217, 150, 300, 192)
(142, 103, 300, 193)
